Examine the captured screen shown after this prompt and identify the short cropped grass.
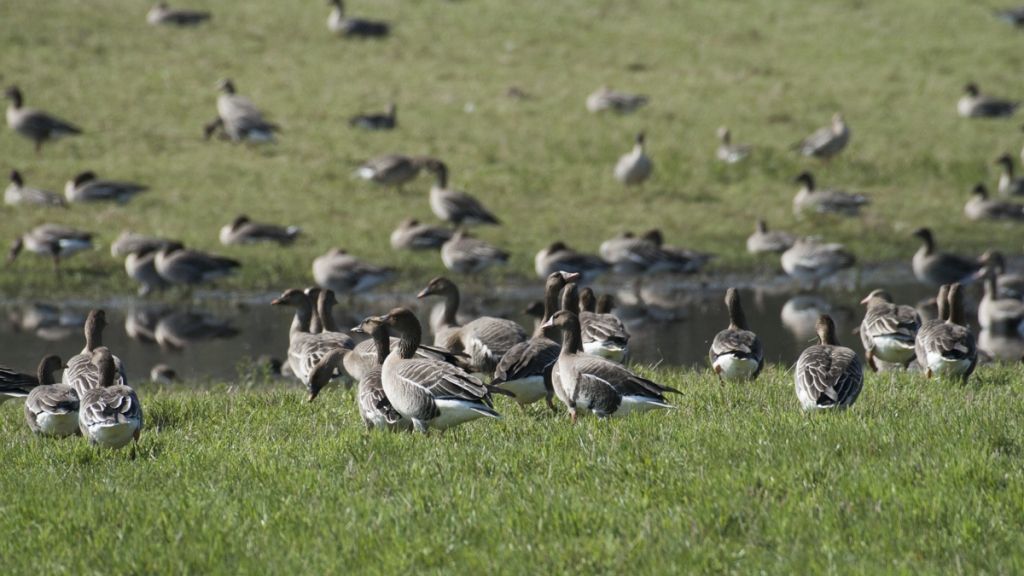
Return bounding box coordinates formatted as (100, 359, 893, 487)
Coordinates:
(2, 366, 1023, 574)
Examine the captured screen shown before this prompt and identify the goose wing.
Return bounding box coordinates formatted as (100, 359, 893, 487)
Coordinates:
(392, 358, 492, 405)
(580, 312, 630, 346)
(862, 303, 920, 340)
(26, 385, 79, 415)
(19, 109, 82, 137)
(796, 345, 862, 407)
(571, 355, 679, 398)
(710, 328, 763, 361)
(80, 386, 143, 427)
(0, 365, 38, 397)
(492, 337, 559, 383)
(437, 190, 499, 224)
(462, 317, 527, 359)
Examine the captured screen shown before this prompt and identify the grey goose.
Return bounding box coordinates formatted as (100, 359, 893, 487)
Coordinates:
(614, 132, 653, 187)
(858, 289, 920, 371)
(215, 79, 280, 142)
(426, 160, 501, 226)
(312, 248, 395, 295)
(911, 228, 983, 287)
(980, 250, 1024, 299)
(78, 347, 143, 449)
(4, 86, 81, 153)
(915, 283, 977, 381)
(716, 127, 751, 164)
(597, 294, 616, 314)
(124, 243, 173, 296)
(327, 0, 390, 38)
(349, 316, 412, 430)
(154, 243, 240, 287)
(709, 288, 764, 381)
(794, 315, 863, 411)
(64, 171, 148, 204)
(305, 349, 350, 405)
(23, 355, 79, 437)
(780, 237, 855, 290)
(63, 310, 127, 397)
(978, 268, 1024, 332)
(220, 215, 300, 246)
(390, 218, 452, 251)
(356, 154, 427, 192)
(111, 231, 177, 257)
(441, 230, 509, 274)
(642, 229, 715, 274)
(995, 154, 1024, 196)
(792, 172, 869, 216)
(534, 241, 610, 283)
(575, 285, 631, 362)
(147, 2, 211, 26)
(8, 224, 93, 275)
(964, 184, 1024, 221)
(600, 229, 713, 277)
(5, 170, 65, 207)
(350, 103, 396, 130)
(585, 86, 648, 114)
(746, 220, 795, 254)
(0, 357, 47, 403)
(271, 288, 355, 401)
(793, 113, 849, 159)
(957, 83, 1018, 118)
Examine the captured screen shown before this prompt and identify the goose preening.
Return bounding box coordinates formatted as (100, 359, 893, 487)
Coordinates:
(994, 154, 1024, 196)
(793, 113, 849, 159)
(8, 224, 93, 275)
(792, 172, 869, 216)
(573, 285, 631, 362)
(542, 310, 679, 422)
(441, 230, 509, 274)
(349, 316, 412, 431)
(978, 268, 1024, 333)
(62, 310, 127, 397)
(746, 220, 795, 254)
(780, 237, 856, 290)
(614, 132, 653, 187)
(534, 241, 610, 283)
(915, 283, 977, 381)
(957, 83, 1018, 118)
(147, 2, 211, 26)
(416, 276, 527, 374)
(911, 228, 983, 287)
(219, 215, 300, 246)
(271, 288, 355, 401)
(4, 86, 81, 153)
(716, 127, 751, 164)
(425, 160, 501, 226)
(154, 243, 240, 287)
(709, 288, 764, 381)
(214, 79, 280, 142)
(110, 231, 177, 257)
(327, 0, 390, 38)
(5, 170, 65, 207)
(964, 184, 1024, 221)
(389, 218, 452, 251)
(312, 248, 395, 295)
(794, 315, 863, 411)
(124, 243, 173, 296)
(858, 289, 920, 371)
(64, 171, 148, 204)
(24, 355, 79, 437)
(585, 86, 648, 114)
(349, 103, 396, 130)
(78, 347, 143, 449)
(356, 154, 427, 192)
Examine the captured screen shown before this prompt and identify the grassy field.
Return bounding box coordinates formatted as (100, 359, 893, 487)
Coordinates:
(3, 0, 1024, 297)
(1, 365, 1023, 573)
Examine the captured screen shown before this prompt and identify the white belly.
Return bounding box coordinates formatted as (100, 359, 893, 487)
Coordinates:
(871, 335, 916, 364)
(583, 341, 627, 362)
(36, 411, 80, 437)
(713, 354, 759, 380)
(494, 375, 546, 405)
(428, 399, 498, 431)
(613, 395, 672, 417)
(85, 422, 138, 448)
(926, 353, 972, 377)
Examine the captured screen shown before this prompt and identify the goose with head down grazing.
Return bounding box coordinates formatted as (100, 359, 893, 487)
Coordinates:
(390, 218, 452, 251)
(534, 241, 609, 283)
(356, 154, 427, 192)
(964, 184, 1024, 221)
(8, 224, 93, 276)
(585, 86, 648, 114)
(780, 237, 856, 290)
(349, 316, 412, 430)
(147, 2, 211, 25)
(794, 315, 863, 411)
(214, 79, 280, 143)
(440, 230, 509, 274)
(716, 127, 751, 164)
(858, 289, 920, 371)
(64, 171, 148, 204)
(792, 172, 868, 216)
(958, 83, 1018, 118)
(23, 355, 78, 437)
(746, 220, 795, 255)
(994, 154, 1024, 196)
(62, 310, 127, 396)
(271, 288, 355, 401)
(5, 170, 64, 207)
(4, 86, 81, 153)
(614, 132, 653, 187)
(793, 113, 849, 159)
(425, 160, 500, 226)
(312, 248, 395, 295)
(78, 347, 143, 449)
(915, 283, 977, 381)
(709, 288, 763, 381)
(911, 228, 983, 287)
(219, 215, 300, 246)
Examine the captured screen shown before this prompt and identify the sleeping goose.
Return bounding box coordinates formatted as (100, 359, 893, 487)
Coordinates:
(110, 231, 177, 257)
(8, 224, 93, 276)
(794, 314, 863, 411)
(585, 86, 648, 114)
(542, 310, 679, 422)
(746, 220, 795, 254)
(534, 241, 610, 283)
(147, 2, 211, 26)
(441, 230, 509, 274)
(23, 355, 78, 437)
(995, 154, 1024, 196)
(271, 288, 355, 401)
(124, 244, 172, 296)
(915, 283, 977, 381)
(792, 171, 869, 216)
(62, 310, 127, 396)
(350, 103, 396, 130)
(5, 170, 65, 207)
(958, 83, 1018, 118)
(416, 276, 527, 374)
(911, 228, 983, 287)
(4, 86, 81, 153)
(575, 286, 631, 362)
(0, 358, 47, 403)
(389, 218, 452, 251)
(716, 127, 751, 164)
(425, 160, 501, 226)
(327, 0, 390, 38)
(709, 288, 764, 381)
(312, 248, 395, 295)
(356, 154, 426, 192)
(613, 132, 653, 187)
(858, 289, 920, 371)
(219, 215, 300, 246)
(780, 237, 856, 290)
(78, 347, 143, 449)
(978, 268, 1024, 332)
(964, 183, 1024, 221)
(154, 243, 240, 287)
(379, 307, 504, 433)
(64, 171, 148, 204)
(793, 113, 849, 159)
(215, 79, 280, 142)
(349, 316, 412, 430)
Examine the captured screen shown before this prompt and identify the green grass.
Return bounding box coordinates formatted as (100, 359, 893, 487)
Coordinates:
(3, 0, 1024, 297)
(2, 366, 1023, 573)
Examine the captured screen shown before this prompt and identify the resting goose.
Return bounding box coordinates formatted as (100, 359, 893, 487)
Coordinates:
(995, 154, 1024, 196)
(390, 218, 452, 251)
(0, 358, 46, 403)
(716, 127, 751, 164)
(5, 170, 65, 207)
(575, 286, 631, 362)
(793, 113, 849, 159)
(792, 172, 868, 216)
(911, 228, 983, 287)
(379, 308, 503, 432)
(978, 268, 1024, 332)
(215, 79, 280, 142)
(534, 241, 610, 283)
(24, 355, 78, 437)
(64, 171, 148, 204)
(794, 315, 863, 411)
(964, 183, 1024, 221)
(4, 86, 81, 153)
(585, 86, 648, 114)
(780, 237, 856, 290)
(312, 248, 395, 295)
(349, 316, 412, 430)
(709, 288, 764, 381)
(327, 0, 390, 38)
(858, 289, 920, 371)
(78, 347, 143, 449)
(219, 215, 300, 246)
(124, 244, 172, 296)
(350, 103, 396, 130)
(614, 132, 653, 187)
(426, 160, 501, 226)
(271, 288, 355, 401)
(416, 276, 527, 373)
(441, 230, 509, 274)
(8, 224, 93, 276)
(915, 283, 977, 381)
(746, 220, 795, 254)
(147, 2, 211, 26)
(154, 243, 240, 287)
(356, 154, 426, 192)
(63, 310, 127, 396)
(542, 310, 679, 422)
(958, 83, 1018, 118)
(111, 231, 177, 257)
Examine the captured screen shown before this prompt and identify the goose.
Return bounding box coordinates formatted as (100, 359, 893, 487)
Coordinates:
(911, 228, 983, 287)
(957, 83, 1018, 118)
(0, 357, 47, 403)
(793, 113, 849, 159)
(312, 248, 395, 295)
(389, 218, 452, 251)
(304, 349, 349, 405)
(327, 0, 390, 38)
(4, 86, 81, 153)
(716, 127, 751, 164)
(794, 314, 863, 411)
(585, 86, 648, 114)
(149, 364, 177, 384)
(349, 316, 412, 430)
(600, 230, 711, 277)
(534, 241, 610, 283)
(350, 103, 396, 130)
(980, 250, 1024, 299)
(792, 172, 869, 216)
(110, 231, 177, 257)
(613, 132, 653, 187)
(124, 244, 172, 296)
(858, 289, 920, 371)
(416, 276, 527, 373)
(575, 286, 631, 362)
(994, 154, 1024, 196)
(639, 229, 715, 274)
(492, 271, 580, 406)
(63, 310, 127, 396)
(964, 183, 1024, 221)
(746, 220, 795, 254)
(154, 311, 238, 349)
(8, 224, 93, 275)
(978, 268, 1024, 332)
(356, 154, 426, 192)
(915, 283, 977, 380)
(78, 347, 143, 449)
(780, 237, 856, 290)
(5, 170, 65, 207)
(219, 215, 300, 246)
(24, 355, 78, 437)
(271, 288, 355, 401)
(441, 230, 509, 274)
(597, 294, 616, 314)
(215, 79, 280, 142)
(147, 2, 211, 26)
(154, 243, 240, 287)
(542, 310, 679, 422)
(709, 287, 764, 381)
(379, 307, 504, 433)
(425, 160, 501, 226)
(64, 171, 148, 204)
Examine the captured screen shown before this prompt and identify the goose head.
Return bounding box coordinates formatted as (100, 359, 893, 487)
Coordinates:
(546, 241, 569, 254)
(859, 289, 893, 306)
(37, 354, 63, 385)
(717, 126, 731, 144)
(306, 349, 346, 403)
(216, 78, 236, 95)
(794, 171, 815, 190)
(995, 154, 1014, 170)
(71, 171, 98, 187)
(540, 309, 581, 334)
(815, 314, 840, 346)
(417, 276, 457, 299)
(380, 307, 423, 339)
(964, 83, 980, 97)
(3, 86, 23, 108)
(971, 184, 989, 200)
(90, 346, 116, 387)
(424, 159, 448, 187)
(911, 227, 934, 249)
(831, 113, 845, 131)
(351, 315, 385, 336)
(755, 219, 768, 233)
(980, 250, 1006, 273)
(641, 228, 664, 246)
(230, 215, 251, 231)
(398, 217, 420, 229)
(270, 288, 310, 308)
(634, 131, 646, 149)
(9, 170, 22, 186)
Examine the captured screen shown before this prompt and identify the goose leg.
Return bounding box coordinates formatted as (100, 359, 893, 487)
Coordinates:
(569, 410, 577, 425)
(714, 365, 724, 383)
(866, 348, 878, 373)
(412, 419, 428, 434)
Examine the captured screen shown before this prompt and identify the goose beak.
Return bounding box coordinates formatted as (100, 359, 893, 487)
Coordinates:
(307, 390, 318, 403)
(564, 272, 582, 283)
(415, 288, 431, 299)
(540, 318, 555, 329)
(270, 298, 284, 306)
(351, 325, 365, 333)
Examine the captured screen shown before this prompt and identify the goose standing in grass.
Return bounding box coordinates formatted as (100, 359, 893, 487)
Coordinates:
(425, 160, 501, 226)
(792, 172, 869, 216)
(327, 0, 390, 38)
(271, 289, 354, 401)
(957, 83, 1018, 118)
(794, 315, 863, 411)
(5, 170, 64, 207)
(614, 132, 653, 187)
(312, 248, 395, 295)
(389, 218, 452, 251)
(416, 276, 527, 373)
(793, 113, 849, 159)
(978, 268, 1024, 332)
(964, 184, 1024, 221)
(8, 224, 93, 276)
(576, 286, 631, 362)
(780, 237, 855, 290)
(24, 355, 78, 437)
(350, 103, 396, 130)
(746, 220, 795, 254)
(709, 288, 764, 381)
(585, 86, 648, 114)
(994, 154, 1024, 196)
(147, 2, 211, 25)
(356, 154, 426, 192)
(349, 316, 412, 430)
(542, 310, 679, 422)
(858, 289, 921, 371)
(379, 308, 504, 433)
(304, 349, 349, 405)
(440, 230, 509, 274)
(911, 228, 983, 287)
(154, 243, 240, 287)
(125, 244, 172, 296)
(534, 241, 610, 283)
(716, 127, 751, 164)
(0, 358, 47, 403)
(219, 215, 300, 246)
(63, 310, 127, 397)
(64, 171, 148, 204)
(915, 283, 977, 381)
(4, 86, 81, 153)
(214, 79, 280, 142)
(78, 347, 143, 449)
